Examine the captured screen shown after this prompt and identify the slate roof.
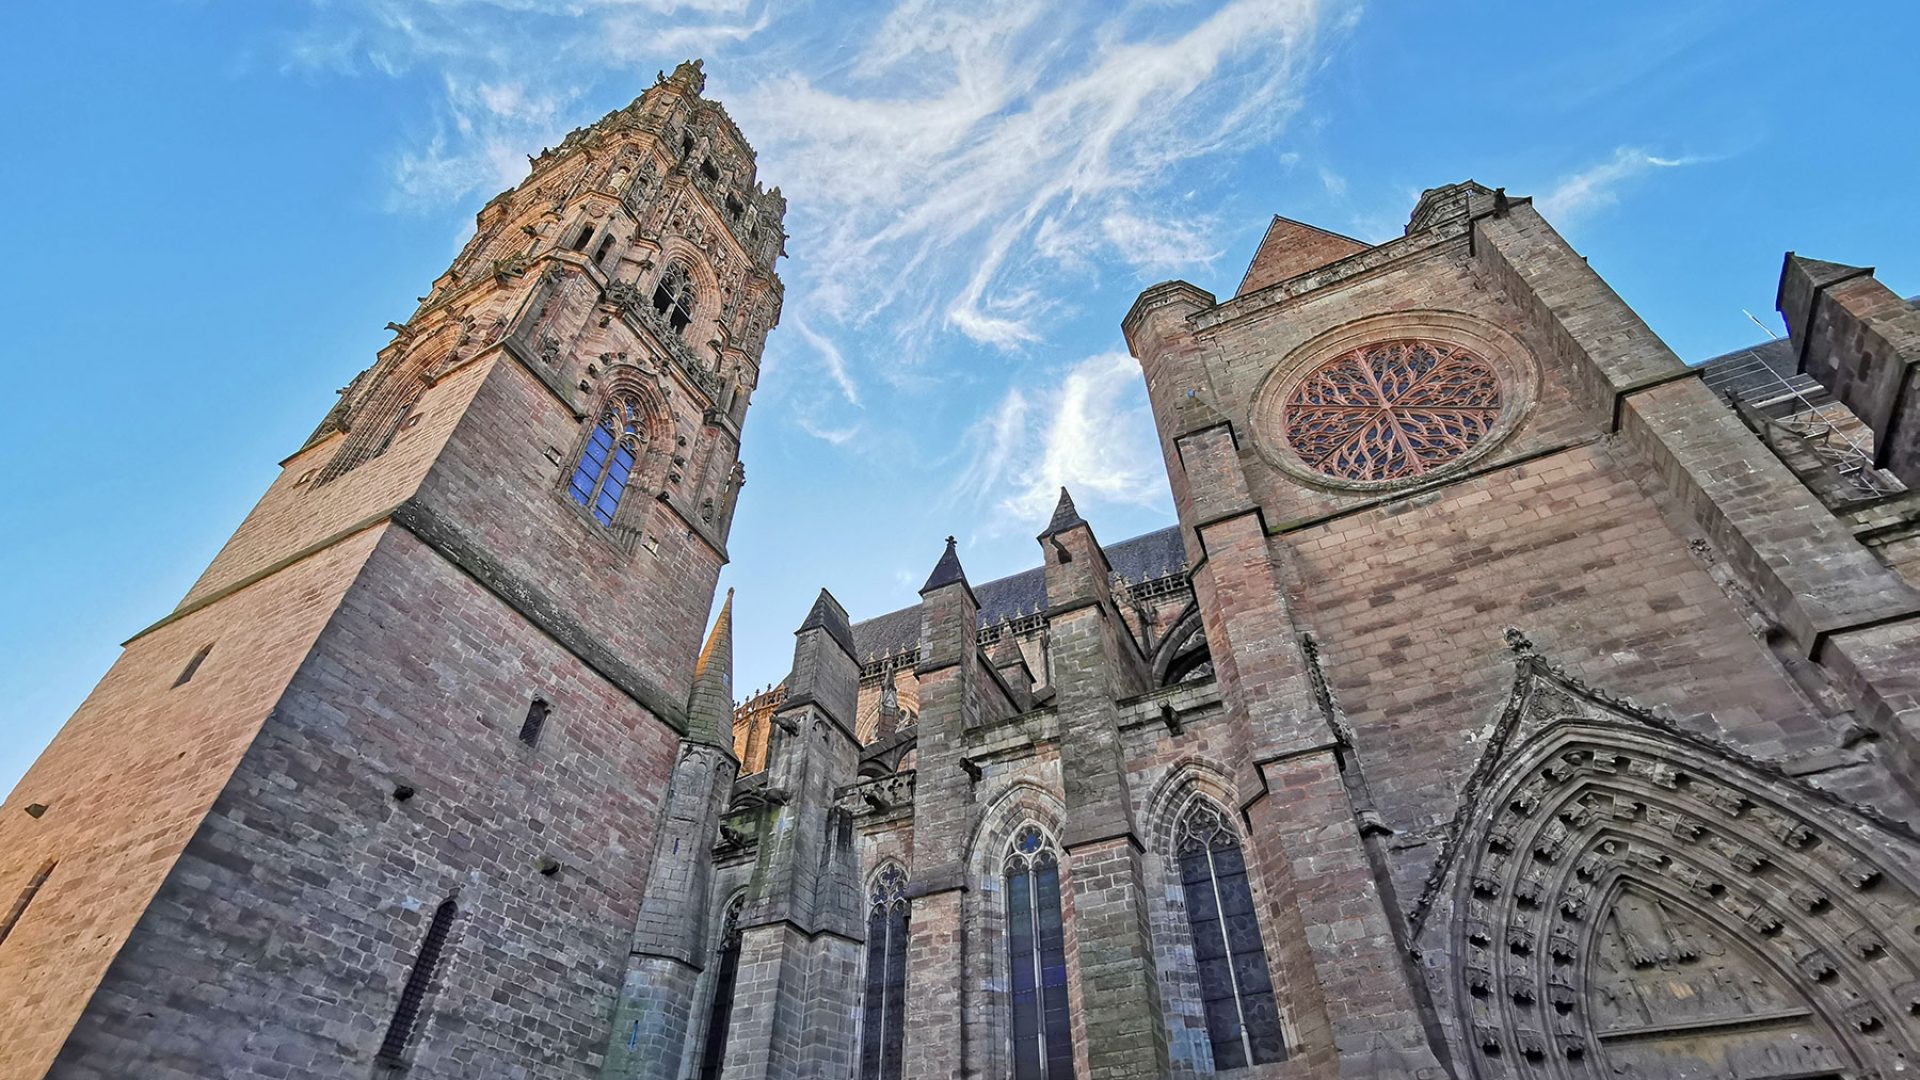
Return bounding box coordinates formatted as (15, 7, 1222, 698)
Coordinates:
(1695, 295, 1919, 415)
(1696, 336, 1822, 415)
(850, 525, 1187, 661)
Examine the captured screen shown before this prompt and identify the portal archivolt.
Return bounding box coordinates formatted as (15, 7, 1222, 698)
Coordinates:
(1430, 658, 1920, 1079)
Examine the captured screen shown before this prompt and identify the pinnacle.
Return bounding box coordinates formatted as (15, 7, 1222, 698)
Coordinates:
(686, 589, 734, 744)
(920, 536, 969, 594)
(1038, 487, 1086, 539)
(797, 588, 857, 658)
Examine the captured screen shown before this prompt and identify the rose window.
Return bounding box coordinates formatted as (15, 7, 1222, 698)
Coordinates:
(1281, 339, 1503, 483)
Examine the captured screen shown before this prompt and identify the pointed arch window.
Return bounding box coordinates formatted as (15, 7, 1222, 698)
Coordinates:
(1177, 802, 1286, 1069)
(697, 895, 745, 1080)
(567, 396, 647, 526)
(1006, 824, 1073, 1080)
(652, 262, 696, 336)
(860, 864, 910, 1080)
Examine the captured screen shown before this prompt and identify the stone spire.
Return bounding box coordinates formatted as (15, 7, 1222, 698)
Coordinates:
(920, 535, 969, 594)
(685, 589, 734, 744)
(1038, 486, 1085, 538)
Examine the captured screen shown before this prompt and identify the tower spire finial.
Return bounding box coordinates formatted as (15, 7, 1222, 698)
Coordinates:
(920, 536, 968, 594)
(1038, 486, 1085, 539)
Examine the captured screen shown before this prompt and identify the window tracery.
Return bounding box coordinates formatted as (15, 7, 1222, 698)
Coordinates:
(652, 261, 696, 336)
(1005, 824, 1074, 1080)
(567, 396, 648, 525)
(861, 864, 910, 1080)
(698, 895, 745, 1080)
(1281, 339, 1502, 483)
(1175, 802, 1287, 1069)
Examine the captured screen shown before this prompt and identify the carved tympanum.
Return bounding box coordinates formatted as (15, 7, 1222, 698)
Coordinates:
(1422, 651, 1920, 1079)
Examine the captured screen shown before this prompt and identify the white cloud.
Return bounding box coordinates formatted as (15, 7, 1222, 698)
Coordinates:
(1538, 147, 1696, 224)
(791, 319, 862, 407)
(1101, 210, 1220, 272)
(796, 416, 860, 445)
(733, 0, 1334, 349)
(951, 352, 1167, 533)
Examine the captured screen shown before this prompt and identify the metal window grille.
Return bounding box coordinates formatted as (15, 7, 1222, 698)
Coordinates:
(518, 698, 549, 747)
(376, 898, 457, 1066)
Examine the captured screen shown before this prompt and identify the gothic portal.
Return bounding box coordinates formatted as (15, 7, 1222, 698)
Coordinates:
(5, 61, 1920, 1080)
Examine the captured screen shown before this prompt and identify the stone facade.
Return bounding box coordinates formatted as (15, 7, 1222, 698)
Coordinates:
(6, 68, 1920, 1080)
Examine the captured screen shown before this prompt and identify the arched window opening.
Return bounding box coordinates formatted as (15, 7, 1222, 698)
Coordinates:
(518, 697, 549, 747)
(651, 263, 696, 336)
(567, 396, 648, 526)
(570, 223, 594, 253)
(377, 897, 457, 1067)
(1006, 824, 1073, 1080)
(173, 643, 214, 688)
(594, 233, 616, 266)
(0, 859, 57, 947)
(700, 157, 720, 183)
(860, 865, 910, 1080)
(1177, 803, 1286, 1069)
(698, 895, 746, 1080)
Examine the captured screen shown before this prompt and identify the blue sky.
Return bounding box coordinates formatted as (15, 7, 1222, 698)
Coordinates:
(3, 1, 1917, 796)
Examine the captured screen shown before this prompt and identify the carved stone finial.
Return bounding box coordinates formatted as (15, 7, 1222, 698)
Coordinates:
(1503, 626, 1536, 657)
(670, 59, 707, 94)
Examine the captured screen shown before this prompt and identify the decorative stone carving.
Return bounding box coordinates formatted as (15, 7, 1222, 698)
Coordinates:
(1414, 645, 1920, 1080)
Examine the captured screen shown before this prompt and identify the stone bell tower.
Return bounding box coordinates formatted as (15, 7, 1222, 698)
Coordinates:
(0, 60, 784, 1080)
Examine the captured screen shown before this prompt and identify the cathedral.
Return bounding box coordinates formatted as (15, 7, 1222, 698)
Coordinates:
(6, 60, 1920, 1080)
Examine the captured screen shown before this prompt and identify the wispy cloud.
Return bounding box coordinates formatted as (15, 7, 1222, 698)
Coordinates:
(1538, 147, 1697, 224)
(274, 0, 1346, 528)
(737, 0, 1331, 350)
(950, 352, 1168, 534)
(792, 319, 862, 407)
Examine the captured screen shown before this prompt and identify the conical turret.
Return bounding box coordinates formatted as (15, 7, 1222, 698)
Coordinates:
(686, 590, 734, 744)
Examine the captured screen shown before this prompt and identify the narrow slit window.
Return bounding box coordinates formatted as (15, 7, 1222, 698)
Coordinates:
(1006, 825, 1073, 1080)
(1177, 801, 1286, 1068)
(567, 396, 647, 526)
(594, 234, 616, 265)
(174, 643, 213, 687)
(860, 865, 910, 1080)
(698, 896, 745, 1080)
(0, 859, 57, 947)
(376, 898, 457, 1067)
(518, 698, 550, 747)
(571, 224, 594, 253)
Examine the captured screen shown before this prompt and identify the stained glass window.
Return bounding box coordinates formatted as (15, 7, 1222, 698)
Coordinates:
(698, 896, 745, 1080)
(860, 864, 910, 1080)
(1006, 824, 1074, 1080)
(567, 396, 647, 526)
(1282, 339, 1502, 483)
(1177, 802, 1286, 1069)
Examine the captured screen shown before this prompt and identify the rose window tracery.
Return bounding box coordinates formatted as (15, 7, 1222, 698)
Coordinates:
(1281, 339, 1502, 483)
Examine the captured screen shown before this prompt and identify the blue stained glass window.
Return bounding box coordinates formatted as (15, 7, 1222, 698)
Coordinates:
(861, 865, 910, 1080)
(1177, 802, 1287, 1069)
(1006, 824, 1074, 1080)
(567, 397, 647, 526)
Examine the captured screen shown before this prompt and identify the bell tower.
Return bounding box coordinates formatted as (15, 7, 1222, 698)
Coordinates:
(0, 60, 783, 1079)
